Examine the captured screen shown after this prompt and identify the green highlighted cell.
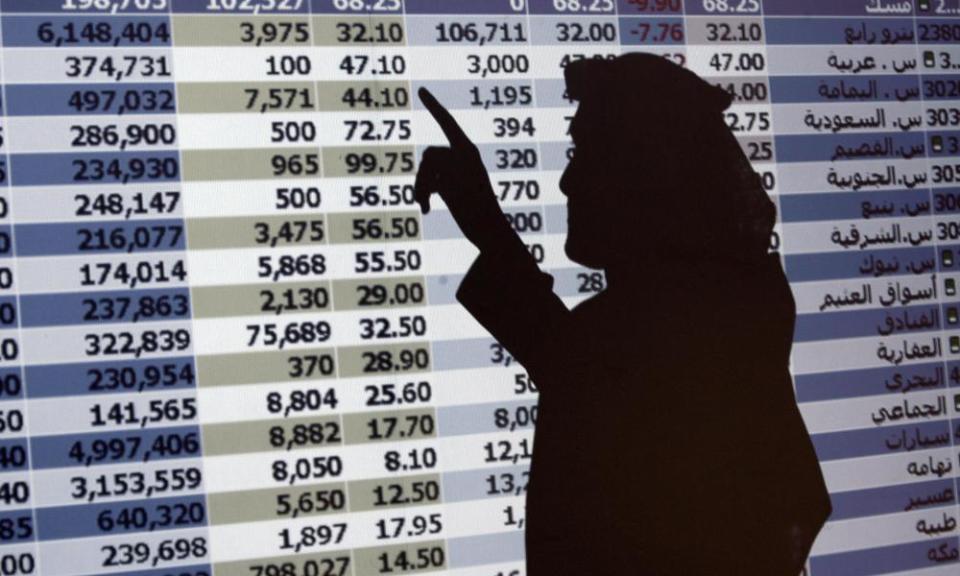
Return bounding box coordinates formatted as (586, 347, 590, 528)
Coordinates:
(208, 482, 348, 525)
(354, 540, 447, 576)
(312, 16, 406, 46)
(215, 551, 350, 576)
(173, 16, 312, 47)
(198, 347, 336, 387)
(178, 82, 316, 114)
(326, 211, 421, 244)
(192, 281, 332, 318)
(349, 473, 442, 512)
(332, 276, 426, 311)
(316, 81, 411, 111)
(181, 147, 319, 182)
(342, 408, 437, 444)
(322, 146, 415, 178)
(203, 414, 342, 456)
(337, 342, 431, 378)
(186, 215, 327, 250)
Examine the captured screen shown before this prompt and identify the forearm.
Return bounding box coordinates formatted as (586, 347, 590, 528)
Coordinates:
(455, 238, 571, 384)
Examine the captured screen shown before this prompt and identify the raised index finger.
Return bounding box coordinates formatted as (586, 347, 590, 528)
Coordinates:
(419, 87, 471, 148)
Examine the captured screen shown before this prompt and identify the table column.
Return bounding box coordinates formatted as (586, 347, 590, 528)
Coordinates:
(765, 0, 960, 573)
(527, 0, 622, 302)
(404, 1, 547, 574)
(171, 0, 450, 574)
(914, 0, 960, 569)
(683, 0, 781, 255)
(1, 0, 211, 574)
(172, 1, 339, 574)
(0, 2, 39, 575)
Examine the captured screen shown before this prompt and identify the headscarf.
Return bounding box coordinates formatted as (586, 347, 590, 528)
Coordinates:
(564, 53, 776, 264)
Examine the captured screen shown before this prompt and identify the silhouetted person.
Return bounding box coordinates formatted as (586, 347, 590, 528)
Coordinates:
(414, 53, 832, 575)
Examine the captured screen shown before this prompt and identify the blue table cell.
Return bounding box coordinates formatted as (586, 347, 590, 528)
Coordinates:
(765, 17, 916, 45)
(3, 16, 173, 48)
(5, 83, 177, 117)
(932, 188, 960, 214)
(25, 357, 196, 399)
(0, 296, 16, 329)
(14, 219, 185, 257)
(538, 141, 572, 172)
(443, 465, 530, 503)
(10, 152, 180, 187)
(764, 0, 915, 16)
(917, 18, 960, 41)
(431, 337, 494, 371)
(795, 362, 947, 402)
(929, 132, 960, 158)
(939, 243, 960, 271)
(2, 0, 168, 13)
(785, 246, 935, 282)
(439, 400, 538, 436)
(811, 538, 959, 576)
(417, 144, 542, 173)
(0, 227, 12, 258)
(423, 206, 543, 241)
(795, 305, 941, 343)
(775, 132, 926, 163)
(0, 368, 24, 403)
(617, 0, 682, 14)
(534, 77, 574, 108)
(780, 190, 931, 223)
(917, 1, 960, 16)
(406, 14, 529, 46)
(771, 75, 921, 104)
(36, 495, 206, 540)
(174, 0, 310, 12)
(684, 0, 758, 15)
(525, 14, 619, 45)
(312, 0, 402, 12)
(830, 478, 954, 521)
(0, 511, 34, 545)
(21, 288, 191, 327)
(933, 188, 960, 214)
(812, 420, 949, 461)
(618, 16, 684, 45)
(0, 438, 30, 473)
(31, 426, 201, 469)
(923, 75, 960, 101)
(528, 0, 616, 14)
(406, 0, 524, 14)
(447, 531, 525, 569)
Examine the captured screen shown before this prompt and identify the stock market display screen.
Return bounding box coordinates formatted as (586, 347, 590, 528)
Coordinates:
(0, 0, 957, 575)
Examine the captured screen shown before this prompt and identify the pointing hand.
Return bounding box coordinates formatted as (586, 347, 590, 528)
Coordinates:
(415, 87, 515, 253)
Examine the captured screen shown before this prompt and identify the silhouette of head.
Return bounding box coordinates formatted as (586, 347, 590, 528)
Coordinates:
(559, 53, 775, 271)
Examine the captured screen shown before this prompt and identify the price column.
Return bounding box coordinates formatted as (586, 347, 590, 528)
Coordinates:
(313, 1, 445, 575)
